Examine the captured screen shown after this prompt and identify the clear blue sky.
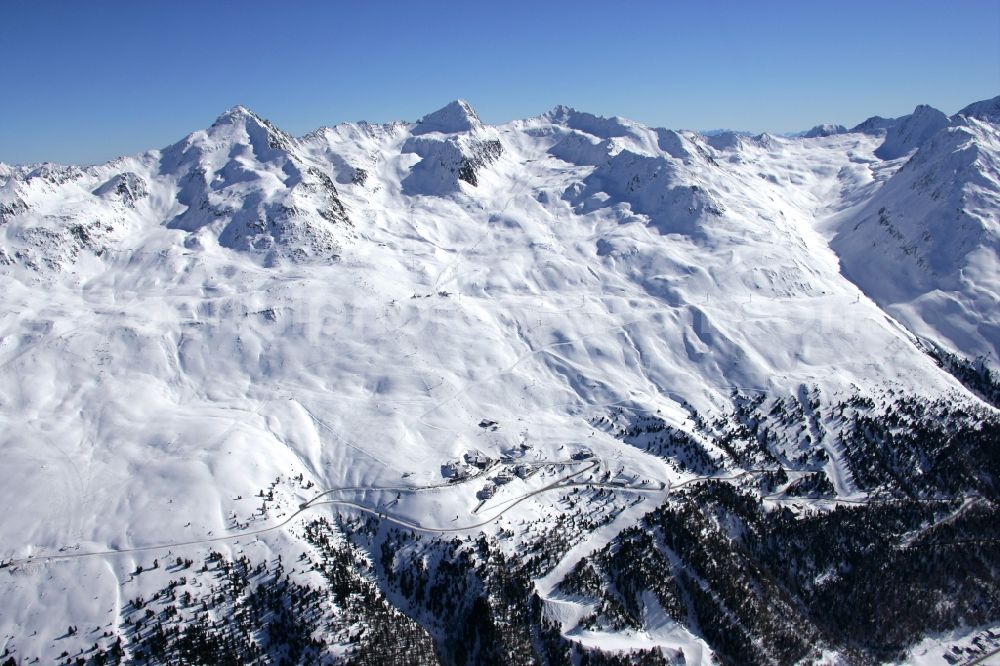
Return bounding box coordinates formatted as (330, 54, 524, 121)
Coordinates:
(2, 0, 998, 165)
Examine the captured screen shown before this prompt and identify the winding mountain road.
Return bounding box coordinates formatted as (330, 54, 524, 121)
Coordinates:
(5, 460, 973, 570)
(3, 458, 607, 567)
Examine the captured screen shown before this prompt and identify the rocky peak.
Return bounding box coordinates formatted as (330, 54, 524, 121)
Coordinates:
(955, 95, 1000, 124)
(850, 115, 897, 135)
(874, 104, 950, 160)
(803, 124, 848, 138)
(212, 104, 258, 126)
(411, 99, 483, 135)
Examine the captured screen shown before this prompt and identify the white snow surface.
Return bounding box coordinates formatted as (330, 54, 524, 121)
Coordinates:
(874, 104, 951, 160)
(1, 97, 999, 662)
(834, 116, 1000, 360)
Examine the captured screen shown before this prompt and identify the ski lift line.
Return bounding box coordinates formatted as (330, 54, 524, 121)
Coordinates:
(417, 311, 672, 421)
(295, 401, 391, 468)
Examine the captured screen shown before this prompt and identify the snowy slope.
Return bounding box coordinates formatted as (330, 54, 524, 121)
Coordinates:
(833, 116, 1000, 362)
(874, 103, 951, 160)
(0, 96, 998, 665)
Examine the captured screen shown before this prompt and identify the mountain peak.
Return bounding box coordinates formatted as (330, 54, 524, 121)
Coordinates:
(212, 104, 258, 126)
(955, 95, 1000, 123)
(541, 106, 636, 139)
(411, 99, 483, 135)
(201, 105, 293, 153)
(803, 124, 848, 138)
(874, 103, 949, 160)
(912, 103, 945, 117)
(850, 115, 896, 135)
(541, 105, 577, 122)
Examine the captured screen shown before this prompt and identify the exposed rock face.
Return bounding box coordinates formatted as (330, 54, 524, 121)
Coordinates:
(956, 95, 1000, 123)
(851, 115, 897, 134)
(804, 124, 848, 138)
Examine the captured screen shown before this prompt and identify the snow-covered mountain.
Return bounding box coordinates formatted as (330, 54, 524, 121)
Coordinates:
(850, 115, 898, 134)
(835, 114, 1000, 363)
(1, 96, 999, 666)
(874, 104, 952, 160)
(957, 94, 1000, 123)
(803, 123, 848, 138)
